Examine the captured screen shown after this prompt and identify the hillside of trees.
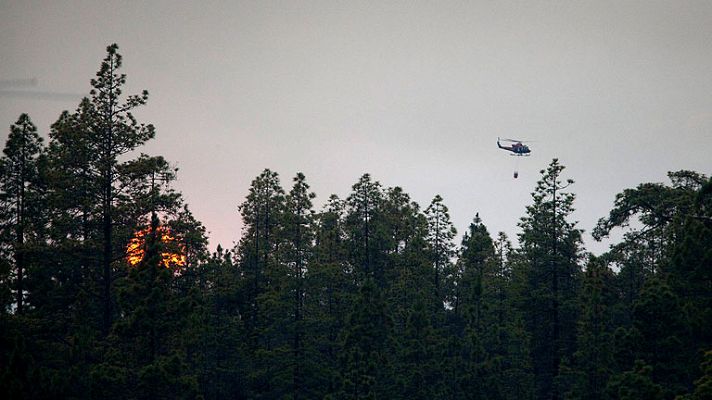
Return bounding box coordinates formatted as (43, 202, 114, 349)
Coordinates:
(1, 45, 711, 400)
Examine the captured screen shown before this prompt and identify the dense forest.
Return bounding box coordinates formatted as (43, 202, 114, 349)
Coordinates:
(1, 45, 710, 400)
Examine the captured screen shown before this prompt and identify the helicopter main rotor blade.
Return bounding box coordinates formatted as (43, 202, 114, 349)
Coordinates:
(502, 138, 536, 143)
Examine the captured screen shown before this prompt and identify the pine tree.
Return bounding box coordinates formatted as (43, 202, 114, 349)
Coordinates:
(518, 158, 582, 400)
(0, 114, 45, 315)
(82, 44, 157, 334)
(596, 171, 710, 395)
(666, 175, 712, 387)
(485, 235, 537, 400)
(454, 214, 494, 400)
(236, 169, 285, 334)
(345, 174, 388, 285)
(0, 115, 50, 399)
(234, 168, 287, 396)
(282, 172, 316, 399)
(7, 44, 190, 397)
(593, 171, 705, 262)
(307, 194, 354, 398)
(380, 187, 444, 398)
(424, 195, 457, 303)
(381, 186, 432, 335)
(593, 171, 707, 322)
(455, 215, 492, 327)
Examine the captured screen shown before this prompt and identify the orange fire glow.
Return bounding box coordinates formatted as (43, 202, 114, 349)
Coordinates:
(126, 226, 187, 268)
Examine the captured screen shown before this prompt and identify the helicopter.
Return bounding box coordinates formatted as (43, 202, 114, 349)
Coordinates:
(497, 138, 533, 178)
(497, 137, 531, 156)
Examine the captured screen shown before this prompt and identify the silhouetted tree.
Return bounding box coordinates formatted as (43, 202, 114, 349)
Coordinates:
(425, 195, 457, 301)
(0, 114, 45, 315)
(518, 159, 582, 400)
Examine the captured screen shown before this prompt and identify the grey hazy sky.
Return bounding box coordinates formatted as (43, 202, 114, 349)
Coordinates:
(2, 0, 711, 254)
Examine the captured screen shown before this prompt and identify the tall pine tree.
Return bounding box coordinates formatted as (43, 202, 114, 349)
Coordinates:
(0, 114, 45, 315)
(518, 158, 582, 400)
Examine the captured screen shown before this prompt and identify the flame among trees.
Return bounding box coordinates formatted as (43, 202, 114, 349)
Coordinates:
(126, 225, 186, 268)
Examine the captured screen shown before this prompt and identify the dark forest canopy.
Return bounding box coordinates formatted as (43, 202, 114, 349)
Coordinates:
(1, 45, 711, 400)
